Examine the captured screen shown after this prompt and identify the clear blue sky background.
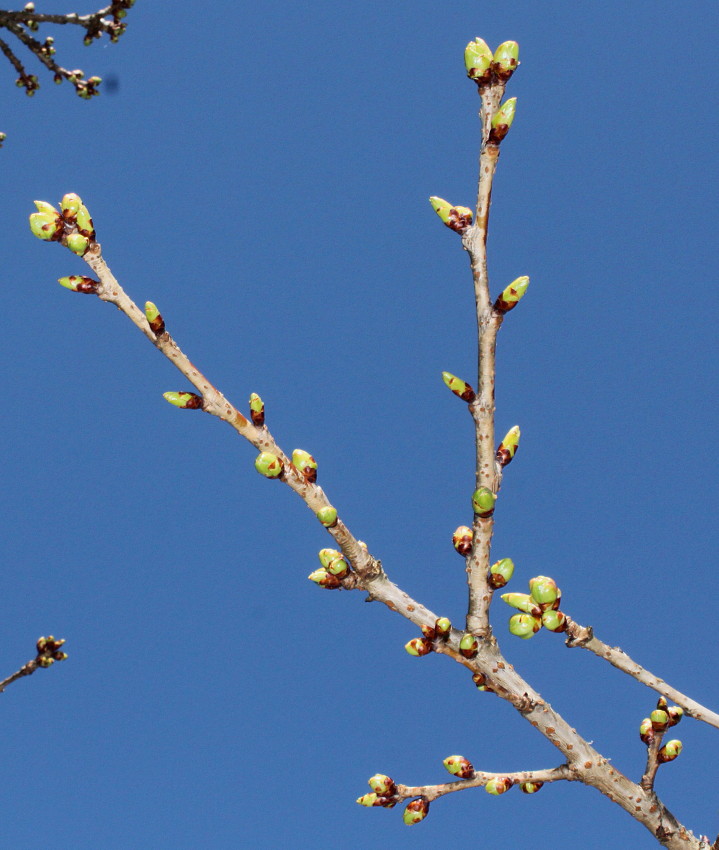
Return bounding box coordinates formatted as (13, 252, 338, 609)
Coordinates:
(2, 2, 718, 848)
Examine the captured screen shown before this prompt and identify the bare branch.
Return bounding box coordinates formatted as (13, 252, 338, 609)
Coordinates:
(565, 616, 719, 730)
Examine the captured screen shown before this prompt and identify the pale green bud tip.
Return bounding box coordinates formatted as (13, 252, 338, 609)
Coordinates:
(529, 575, 559, 605)
(488, 98, 518, 145)
(29, 211, 62, 241)
(509, 612, 541, 639)
(489, 557, 515, 588)
(145, 302, 160, 322)
(434, 617, 452, 636)
(307, 567, 341, 588)
(658, 740, 682, 763)
(485, 776, 513, 795)
(472, 487, 497, 517)
(464, 38, 493, 81)
(442, 371, 476, 402)
(356, 793, 379, 807)
(650, 709, 669, 730)
(403, 799, 429, 825)
(316, 506, 338, 527)
(368, 774, 395, 795)
(668, 706, 684, 727)
(75, 203, 95, 238)
(520, 781, 543, 794)
(60, 192, 82, 217)
(162, 391, 203, 409)
(57, 275, 98, 294)
(496, 425, 521, 467)
(292, 449, 317, 483)
(459, 633, 479, 658)
(405, 637, 432, 657)
(495, 276, 530, 313)
(492, 41, 520, 79)
(453, 525, 473, 556)
(541, 610, 567, 632)
(254, 452, 283, 478)
(501, 592, 541, 617)
(639, 718, 654, 744)
(249, 392, 265, 426)
(33, 200, 58, 214)
(66, 233, 90, 256)
(326, 556, 348, 577)
(443, 755, 474, 778)
(429, 197, 473, 233)
(318, 548, 342, 568)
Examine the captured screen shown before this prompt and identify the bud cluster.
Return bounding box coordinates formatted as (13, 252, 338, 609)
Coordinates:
(28, 193, 96, 258)
(464, 39, 519, 87)
(404, 617, 452, 657)
(308, 547, 351, 589)
(503, 576, 565, 639)
(356, 774, 398, 812)
(639, 696, 684, 759)
(36, 635, 68, 668)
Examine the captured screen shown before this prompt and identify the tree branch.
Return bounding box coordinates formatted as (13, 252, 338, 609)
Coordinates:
(0, 636, 67, 693)
(565, 616, 719, 730)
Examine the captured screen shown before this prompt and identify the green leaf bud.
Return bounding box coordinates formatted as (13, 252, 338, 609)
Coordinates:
(492, 41, 520, 80)
(326, 556, 349, 577)
(60, 192, 82, 220)
(254, 451, 283, 478)
(404, 637, 433, 657)
(443, 755, 474, 778)
(434, 617, 452, 638)
(403, 799, 429, 825)
(29, 211, 63, 241)
(37, 656, 54, 668)
(520, 781, 543, 794)
(429, 197, 473, 233)
(472, 487, 496, 518)
(541, 609, 567, 632)
(489, 557, 515, 589)
(57, 275, 99, 294)
(307, 567, 341, 589)
(318, 548, 342, 568)
(658, 739, 682, 763)
(485, 776, 513, 795)
(529, 576, 559, 606)
(145, 301, 165, 335)
(650, 709, 669, 732)
(163, 391, 203, 410)
(316, 506, 338, 528)
(472, 672, 492, 691)
(292, 449, 317, 483)
(368, 774, 395, 796)
(501, 593, 542, 618)
(442, 371, 476, 402)
(496, 425, 520, 467)
(488, 97, 517, 144)
(65, 233, 90, 256)
(464, 37, 493, 84)
(494, 276, 530, 313)
(639, 717, 654, 745)
(452, 525, 473, 556)
(75, 203, 95, 239)
(668, 706, 684, 727)
(34, 200, 58, 214)
(459, 633, 479, 658)
(508, 612, 541, 639)
(356, 793, 379, 807)
(249, 392, 265, 426)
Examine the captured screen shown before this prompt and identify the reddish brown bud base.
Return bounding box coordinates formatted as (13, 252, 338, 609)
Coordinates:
(452, 526, 473, 556)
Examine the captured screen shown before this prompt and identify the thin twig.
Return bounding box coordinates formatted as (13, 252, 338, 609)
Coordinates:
(396, 764, 573, 802)
(640, 733, 663, 792)
(565, 617, 719, 730)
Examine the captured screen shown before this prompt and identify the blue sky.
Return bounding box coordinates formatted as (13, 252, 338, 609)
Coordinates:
(2, 2, 718, 848)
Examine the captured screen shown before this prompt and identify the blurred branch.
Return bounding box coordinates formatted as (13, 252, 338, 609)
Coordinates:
(0, 636, 67, 693)
(0, 1, 137, 144)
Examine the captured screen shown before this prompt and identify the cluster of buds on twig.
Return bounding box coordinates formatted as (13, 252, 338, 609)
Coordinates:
(640, 696, 684, 763)
(308, 548, 351, 589)
(28, 193, 96, 258)
(404, 617, 452, 657)
(36, 635, 68, 668)
(503, 576, 566, 639)
(356, 773, 398, 811)
(464, 38, 519, 88)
